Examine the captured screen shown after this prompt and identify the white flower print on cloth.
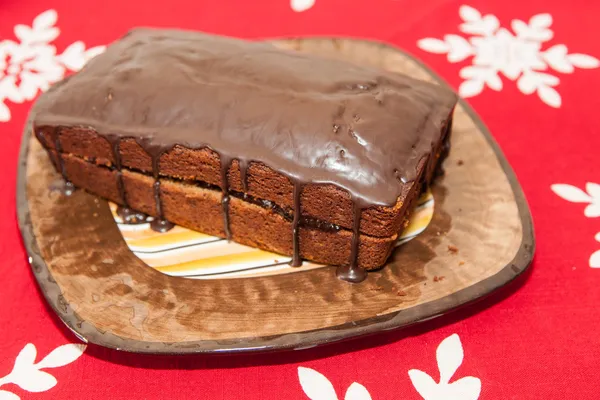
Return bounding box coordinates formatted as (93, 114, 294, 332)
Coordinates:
(408, 334, 481, 400)
(592, 233, 600, 269)
(552, 182, 600, 267)
(0, 343, 86, 399)
(417, 5, 599, 107)
(298, 334, 479, 400)
(291, 0, 315, 12)
(0, 9, 105, 122)
(298, 367, 372, 400)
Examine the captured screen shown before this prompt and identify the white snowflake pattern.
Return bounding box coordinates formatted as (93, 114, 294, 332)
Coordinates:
(408, 334, 481, 400)
(417, 5, 599, 107)
(298, 367, 372, 400)
(552, 182, 600, 268)
(290, 0, 315, 12)
(0, 342, 86, 399)
(297, 334, 480, 400)
(0, 9, 105, 122)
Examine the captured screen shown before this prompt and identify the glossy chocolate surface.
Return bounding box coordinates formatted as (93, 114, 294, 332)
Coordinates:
(33, 29, 457, 281)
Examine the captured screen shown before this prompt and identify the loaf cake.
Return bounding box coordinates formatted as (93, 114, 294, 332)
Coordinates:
(32, 28, 457, 282)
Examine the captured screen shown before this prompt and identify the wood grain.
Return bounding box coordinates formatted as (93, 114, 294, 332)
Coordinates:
(17, 38, 534, 353)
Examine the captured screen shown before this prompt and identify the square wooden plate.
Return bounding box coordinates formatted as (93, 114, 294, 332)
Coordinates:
(16, 38, 534, 354)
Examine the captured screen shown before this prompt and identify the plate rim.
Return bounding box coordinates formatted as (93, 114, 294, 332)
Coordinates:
(16, 37, 535, 355)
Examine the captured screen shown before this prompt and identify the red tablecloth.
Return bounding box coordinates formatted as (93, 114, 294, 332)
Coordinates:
(1, 1, 599, 399)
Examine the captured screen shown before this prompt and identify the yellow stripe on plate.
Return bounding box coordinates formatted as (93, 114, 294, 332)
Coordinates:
(124, 229, 215, 250)
(192, 261, 327, 279)
(417, 191, 434, 204)
(401, 208, 434, 238)
(155, 249, 285, 274)
(138, 240, 271, 267)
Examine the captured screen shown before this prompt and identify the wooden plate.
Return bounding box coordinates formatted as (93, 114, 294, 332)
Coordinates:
(16, 38, 534, 354)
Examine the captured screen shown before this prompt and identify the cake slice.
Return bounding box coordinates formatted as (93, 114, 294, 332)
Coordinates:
(33, 28, 457, 282)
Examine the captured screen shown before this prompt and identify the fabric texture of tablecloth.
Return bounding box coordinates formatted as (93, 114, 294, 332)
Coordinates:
(1, 0, 599, 399)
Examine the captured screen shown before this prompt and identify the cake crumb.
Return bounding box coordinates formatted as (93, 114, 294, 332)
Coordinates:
(433, 275, 445, 282)
(397, 290, 407, 296)
(459, 261, 465, 266)
(372, 286, 384, 291)
(448, 245, 459, 254)
(457, 159, 464, 166)
(102, 258, 114, 264)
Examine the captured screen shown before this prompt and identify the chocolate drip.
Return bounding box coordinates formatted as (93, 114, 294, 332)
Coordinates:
(336, 203, 367, 283)
(290, 182, 303, 267)
(34, 129, 70, 195)
(115, 171, 126, 203)
(34, 128, 48, 149)
(144, 146, 174, 233)
(117, 206, 150, 224)
(150, 217, 175, 233)
(149, 180, 174, 232)
(152, 180, 163, 217)
(105, 135, 134, 223)
(220, 157, 232, 240)
(61, 184, 75, 197)
(105, 135, 127, 205)
(52, 128, 66, 179)
(52, 127, 75, 196)
(239, 159, 248, 192)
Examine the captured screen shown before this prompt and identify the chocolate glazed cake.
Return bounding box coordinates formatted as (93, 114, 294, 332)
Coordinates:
(32, 28, 457, 283)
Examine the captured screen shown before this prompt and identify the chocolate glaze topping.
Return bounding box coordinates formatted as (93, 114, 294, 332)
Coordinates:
(33, 28, 457, 282)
